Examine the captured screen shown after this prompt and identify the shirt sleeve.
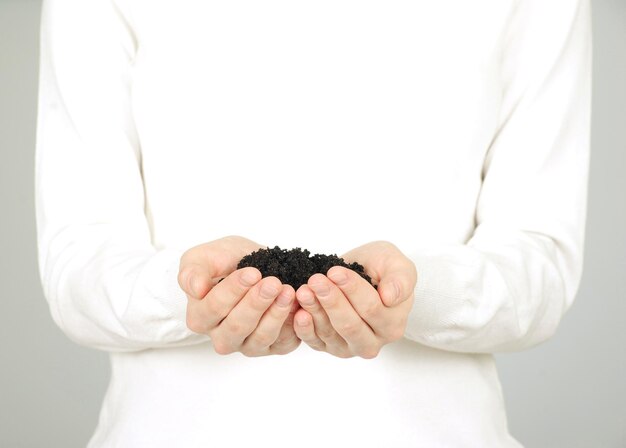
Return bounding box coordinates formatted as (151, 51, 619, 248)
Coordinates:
(403, 0, 592, 353)
(35, 0, 209, 352)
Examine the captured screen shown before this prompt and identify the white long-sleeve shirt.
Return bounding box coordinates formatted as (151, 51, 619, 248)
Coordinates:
(35, 0, 592, 446)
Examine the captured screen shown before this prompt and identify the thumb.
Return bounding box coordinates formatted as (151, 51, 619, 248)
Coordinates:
(178, 236, 264, 300)
(378, 271, 417, 307)
(342, 241, 417, 307)
(178, 262, 215, 300)
(378, 278, 401, 307)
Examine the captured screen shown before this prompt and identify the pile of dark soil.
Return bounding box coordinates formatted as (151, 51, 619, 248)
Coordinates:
(236, 246, 376, 291)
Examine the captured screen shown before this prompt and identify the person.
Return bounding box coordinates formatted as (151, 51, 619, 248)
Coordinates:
(34, 0, 592, 446)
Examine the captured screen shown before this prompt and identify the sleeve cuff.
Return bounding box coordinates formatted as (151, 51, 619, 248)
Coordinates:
(128, 246, 210, 347)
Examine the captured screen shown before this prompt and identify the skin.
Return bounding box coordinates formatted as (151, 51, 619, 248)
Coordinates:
(178, 237, 417, 359)
(177, 235, 301, 356)
(293, 241, 417, 359)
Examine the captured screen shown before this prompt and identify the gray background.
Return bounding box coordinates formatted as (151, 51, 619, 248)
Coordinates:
(0, 0, 624, 446)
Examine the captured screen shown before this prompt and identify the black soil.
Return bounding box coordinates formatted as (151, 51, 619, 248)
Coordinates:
(236, 246, 376, 291)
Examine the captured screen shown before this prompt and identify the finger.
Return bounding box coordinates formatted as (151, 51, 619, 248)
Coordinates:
(270, 300, 302, 355)
(342, 241, 417, 307)
(213, 276, 282, 351)
(241, 284, 296, 356)
(295, 284, 347, 349)
(188, 266, 261, 333)
(377, 265, 417, 307)
(178, 236, 265, 299)
(308, 274, 379, 358)
(293, 309, 326, 352)
(329, 266, 410, 342)
(326, 266, 389, 334)
(178, 261, 215, 300)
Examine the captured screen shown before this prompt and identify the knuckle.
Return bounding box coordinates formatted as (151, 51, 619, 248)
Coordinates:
(338, 279, 357, 297)
(212, 339, 234, 355)
(316, 327, 336, 341)
(379, 240, 397, 251)
(186, 312, 207, 334)
(252, 293, 276, 313)
(252, 331, 274, 348)
(203, 302, 224, 324)
(272, 346, 293, 356)
(240, 346, 262, 358)
(269, 302, 290, 321)
(225, 269, 256, 297)
(222, 234, 240, 244)
(360, 302, 380, 320)
(297, 327, 315, 343)
(292, 322, 306, 339)
(339, 321, 360, 338)
(224, 319, 243, 336)
(358, 346, 381, 360)
(272, 337, 301, 355)
(321, 294, 339, 309)
(388, 325, 405, 342)
(274, 332, 298, 347)
(336, 350, 355, 359)
(249, 297, 267, 314)
(262, 276, 282, 292)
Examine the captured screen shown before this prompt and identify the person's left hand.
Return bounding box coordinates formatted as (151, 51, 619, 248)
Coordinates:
(292, 241, 417, 359)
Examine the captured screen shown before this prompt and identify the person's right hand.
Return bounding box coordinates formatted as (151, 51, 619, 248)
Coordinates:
(177, 235, 301, 356)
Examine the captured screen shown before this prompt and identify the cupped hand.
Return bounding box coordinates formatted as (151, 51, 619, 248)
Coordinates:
(293, 241, 417, 359)
(178, 236, 301, 356)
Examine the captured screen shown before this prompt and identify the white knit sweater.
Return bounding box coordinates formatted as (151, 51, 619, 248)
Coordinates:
(35, 0, 591, 446)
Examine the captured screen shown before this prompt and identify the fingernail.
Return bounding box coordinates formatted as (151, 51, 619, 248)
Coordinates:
(276, 290, 293, 307)
(328, 270, 347, 286)
(309, 281, 330, 298)
(260, 282, 279, 299)
(241, 269, 258, 286)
